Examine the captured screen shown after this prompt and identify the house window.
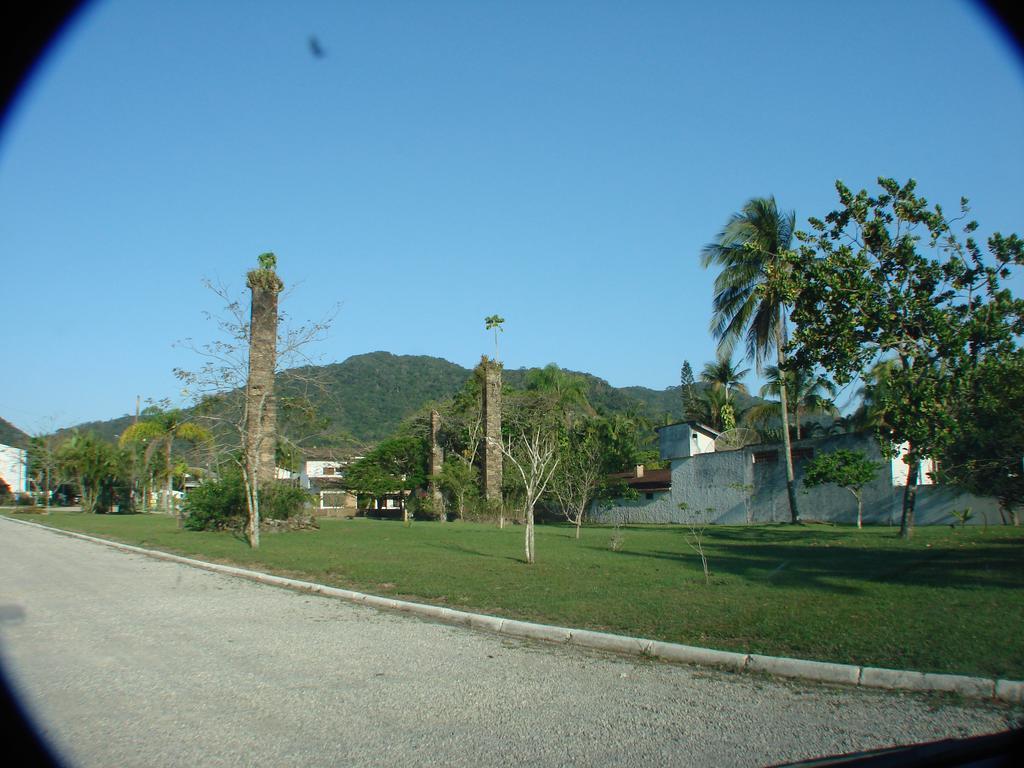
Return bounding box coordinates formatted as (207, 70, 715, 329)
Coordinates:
(323, 466, 335, 476)
(791, 447, 815, 462)
(753, 450, 778, 464)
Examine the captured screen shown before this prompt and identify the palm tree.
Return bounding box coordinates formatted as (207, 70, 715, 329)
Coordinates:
(689, 386, 733, 432)
(120, 408, 211, 522)
(752, 365, 838, 440)
(484, 314, 505, 362)
(700, 354, 750, 399)
(701, 196, 802, 522)
(57, 431, 124, 514)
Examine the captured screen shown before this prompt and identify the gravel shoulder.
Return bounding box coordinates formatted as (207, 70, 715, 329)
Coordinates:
(0, 519, 1016, 767)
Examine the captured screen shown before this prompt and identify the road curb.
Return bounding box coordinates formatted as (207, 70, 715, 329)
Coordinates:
(6, 515, 1021, 704)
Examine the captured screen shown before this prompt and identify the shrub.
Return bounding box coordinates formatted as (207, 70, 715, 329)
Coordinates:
(409, 493, 445, 521)
(259, 483, 311, 521)
(185, 471, 312, 530)
(184, 472, 246, 530)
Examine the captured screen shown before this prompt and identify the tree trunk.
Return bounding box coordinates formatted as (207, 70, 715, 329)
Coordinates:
(244, 266, 282, 549)
(575, 515, 582, 540)
(246, 278, 281, 488)
(899, 453, 918, 539)
(525, 506, 535, 564)
(775, 310, 800, 524)
(481, 361, 503, 505)
(244, 465, 260, 549)
(164, 440, 175, 520)
(851, 488, 863, 529)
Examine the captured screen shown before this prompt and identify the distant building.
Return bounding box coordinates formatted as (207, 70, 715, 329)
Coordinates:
(299, 450, 359, 517)
(591, 423, 992, 527)
(0, 442, 28, 496)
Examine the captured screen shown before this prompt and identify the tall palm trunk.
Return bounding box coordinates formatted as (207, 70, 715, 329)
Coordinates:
(244, 260, 283, 549)
(775, 308, 800, 523)
(247, 286, 279, 486)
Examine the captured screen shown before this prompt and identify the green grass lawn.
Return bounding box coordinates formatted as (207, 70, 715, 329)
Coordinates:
(6, 509, 1023, 680)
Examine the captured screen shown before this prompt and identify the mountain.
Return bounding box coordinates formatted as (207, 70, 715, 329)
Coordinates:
(286, 353, 476, 446)
(621, 384, 763, 424)
(55, 415, 136, 445)
(0, 416, 30, 448)
(57, 352, 774, 450)
(284, 352, 680, 448)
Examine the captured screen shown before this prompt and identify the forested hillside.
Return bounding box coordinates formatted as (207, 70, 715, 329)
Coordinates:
(58, 351, 759, 449)
(0, 416, 30, 448)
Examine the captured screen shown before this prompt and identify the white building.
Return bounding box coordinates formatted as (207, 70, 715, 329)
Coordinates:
(0, 442, 28, 496)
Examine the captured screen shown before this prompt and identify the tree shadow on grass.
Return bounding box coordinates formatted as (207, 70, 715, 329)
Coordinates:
(424, 542, 522, 563)
(585, 536, 1024, 595)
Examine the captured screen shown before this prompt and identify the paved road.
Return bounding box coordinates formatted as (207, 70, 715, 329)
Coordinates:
(0, 519, 1014, 767)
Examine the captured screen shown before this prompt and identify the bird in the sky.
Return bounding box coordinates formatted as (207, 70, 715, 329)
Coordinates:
(309, 35, 325, 59)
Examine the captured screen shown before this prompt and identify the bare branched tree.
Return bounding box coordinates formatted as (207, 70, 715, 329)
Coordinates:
(494, 392, 560, 564)
(550, 432, 603, 540)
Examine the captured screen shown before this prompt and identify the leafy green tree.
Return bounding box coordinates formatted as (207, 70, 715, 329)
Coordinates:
(802, 449, 882, 528)
(587, 412, 651, 472)
(119, 406, 211, 524)
(939, 351, 1024, 525)
(701, 196, 802, 523)
(850, 359, 900, 433)
(525, 363, 594, 430)
(785, 178, 1024, 538)
(27, 434, 65, 508)
(343, 435, 428, 522)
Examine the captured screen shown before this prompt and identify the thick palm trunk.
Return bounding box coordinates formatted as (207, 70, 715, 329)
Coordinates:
(244, 262, 283, 549)
(775, 310, 800, 524)
(246, 286, 279, 486)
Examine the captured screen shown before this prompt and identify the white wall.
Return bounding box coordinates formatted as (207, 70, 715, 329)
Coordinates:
(0, 443, 28, 494)
(304, 460, 344, 478)
(693, 430, 717, 456)
(593, 433, 999, 526)
(890, 443, 936, 486)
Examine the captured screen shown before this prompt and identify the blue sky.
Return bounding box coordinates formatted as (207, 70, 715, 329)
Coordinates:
(1, 0, 1022, 432)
